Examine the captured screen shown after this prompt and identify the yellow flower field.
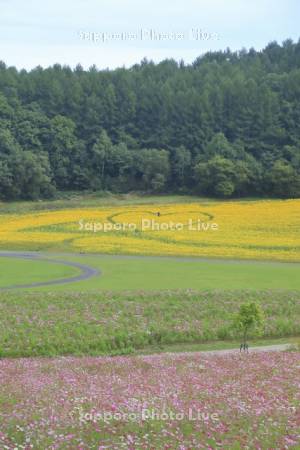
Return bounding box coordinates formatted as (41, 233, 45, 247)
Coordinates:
(0, 199, 299, 261)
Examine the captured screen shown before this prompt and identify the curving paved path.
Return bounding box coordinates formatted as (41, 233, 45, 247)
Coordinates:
(0, 251, 100, 290)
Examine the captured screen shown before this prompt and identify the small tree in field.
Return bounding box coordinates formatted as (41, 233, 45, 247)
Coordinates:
(233, 302, 264, 351)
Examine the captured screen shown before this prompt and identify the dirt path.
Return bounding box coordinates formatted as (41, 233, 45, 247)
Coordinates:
(197, 344, 292, 355)
(0, 251, 100, 289)
(156, 344, 292, 358)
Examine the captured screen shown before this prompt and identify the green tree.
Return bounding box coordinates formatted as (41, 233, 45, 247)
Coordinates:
(195, 156, 236, 197)
(203, 133, 237, 159)
(233, 303, 264, 348)
(265, 160, 300, 197)
(135, 149, 170, 192)
(0, 129, 54, 200)
(90, 130, 114, 190)
(172, 145, 192, 189)
(45, 115, 78, 190)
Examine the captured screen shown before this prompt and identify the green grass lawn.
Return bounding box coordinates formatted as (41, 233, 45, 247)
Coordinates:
(0, 253, 299, 291)
(0, 257, 80, 288)
(12, 253, 300, 292)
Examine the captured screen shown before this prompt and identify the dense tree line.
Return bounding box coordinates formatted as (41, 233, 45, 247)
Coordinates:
(1, 38, 300, 200)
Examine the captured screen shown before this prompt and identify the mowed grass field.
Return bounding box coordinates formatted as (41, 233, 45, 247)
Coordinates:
(0, 257, 81, 288)
(1, 254, 300, 291)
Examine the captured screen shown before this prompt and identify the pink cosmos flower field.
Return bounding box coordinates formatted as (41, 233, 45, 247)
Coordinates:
(0, 351, 299, 449)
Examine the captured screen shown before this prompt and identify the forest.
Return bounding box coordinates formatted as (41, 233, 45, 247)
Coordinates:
(0, 38, 300, 200)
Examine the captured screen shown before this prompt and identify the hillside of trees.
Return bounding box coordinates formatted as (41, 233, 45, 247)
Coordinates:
(0, 39, 300, 200)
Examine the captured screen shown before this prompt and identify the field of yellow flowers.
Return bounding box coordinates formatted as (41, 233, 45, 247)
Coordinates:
(0, 199, 299, 261)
